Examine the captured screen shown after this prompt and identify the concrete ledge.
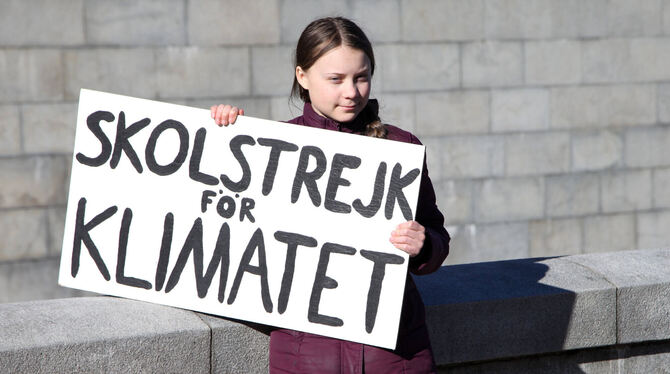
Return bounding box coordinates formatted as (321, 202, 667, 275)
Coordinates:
(1, 249, 669, 372)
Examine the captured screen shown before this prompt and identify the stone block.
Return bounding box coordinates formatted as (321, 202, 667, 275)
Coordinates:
(441, 222, 529, 265)
(199, 315, 270, 373)
(529, 218, 583, 258)
(567, 249, 670, 344)
(658, 83, 670, 123)
(546, 174, 600, 218)
(0, 0, 84, 46)
(492, 89, 548, 132)
(550, 84, 656, 129)
(434, 180, 473, 225)
(0, 156, 69, 208)
(504, 132, 570, 176)
(665, 0, 670, 35)
(0, 105, 21, 156)
(417, 256, 615, 365)
(251, 46, 294, 96)
(156, 47, 250, 99)
(439, 136, 504, 179)
(0, 209, 49, 262)
(583, 214, 636, 253)
(401, 0, 484, 41)
(0, 297, 210, 372)
(462, 41, 523, 88)
(279, 0, 351, 43)
(637, 210, 670, 249)
(474, 177, 544, 222)
(415, 91, 489, 136)
(525, 40, 581, 85)
(421, 137, 445, 181)
(352, 0, 401, 43)
(484, 0, 606, 39)
(606, 0, 663, 37)
(583, 38, 670, 83)
(270, 96, 301, 122)
(22, 103, 78, 154)
(189, 0, 280, 45)
(625, 126, 670, 167)
(623, 341, 670, 373)
(0, 49, 64, 103)
(376, 93, 416, 134)
(0, 258, 87, 303)
(654, 167, 670, 208)
(601, 169, 652, 213)
(86, 0, 186, 45)
(47, 206, 67, 256)
(571, 130, 623, 171)
(376, 43, 460, 92)
(64, 48, 157, 100)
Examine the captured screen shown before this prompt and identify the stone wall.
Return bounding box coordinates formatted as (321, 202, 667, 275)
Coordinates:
(3, 249, 670, 373)
(2, 0, 670, 302)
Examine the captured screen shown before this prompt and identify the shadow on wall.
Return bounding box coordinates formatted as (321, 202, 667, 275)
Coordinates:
(414, 258, 584, 373)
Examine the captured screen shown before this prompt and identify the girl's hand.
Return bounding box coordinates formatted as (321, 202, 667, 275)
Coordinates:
(211, 104, 244, 126)
(389, 221, 425, 257)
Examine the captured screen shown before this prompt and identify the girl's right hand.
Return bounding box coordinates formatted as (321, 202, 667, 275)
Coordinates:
(211, 104, 245, 126)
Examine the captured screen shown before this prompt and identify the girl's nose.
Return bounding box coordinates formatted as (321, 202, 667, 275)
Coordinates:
(343, 80, 358, 99)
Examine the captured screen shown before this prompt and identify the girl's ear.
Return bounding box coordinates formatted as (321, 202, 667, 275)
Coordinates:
(296, 66, 309, 90)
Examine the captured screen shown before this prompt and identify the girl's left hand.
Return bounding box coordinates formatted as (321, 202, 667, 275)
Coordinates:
(389, 221, 425, 257)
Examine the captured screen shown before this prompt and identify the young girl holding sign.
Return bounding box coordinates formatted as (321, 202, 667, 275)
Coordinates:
(212, 17, 450, 374)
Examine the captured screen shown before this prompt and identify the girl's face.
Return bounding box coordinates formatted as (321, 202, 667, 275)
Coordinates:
(296, 46, 371, 123)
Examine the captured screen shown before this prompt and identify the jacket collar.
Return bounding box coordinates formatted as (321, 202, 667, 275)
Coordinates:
(302, 102, 368, 134)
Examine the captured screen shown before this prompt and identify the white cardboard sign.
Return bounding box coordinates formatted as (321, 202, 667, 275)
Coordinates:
(58, 89, 425, 349)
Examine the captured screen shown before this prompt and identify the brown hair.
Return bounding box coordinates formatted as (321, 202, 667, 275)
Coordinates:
(291, 17, 387, 139)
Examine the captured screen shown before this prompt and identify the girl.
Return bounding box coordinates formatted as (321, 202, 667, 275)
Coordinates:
(211, 17, 450, 374)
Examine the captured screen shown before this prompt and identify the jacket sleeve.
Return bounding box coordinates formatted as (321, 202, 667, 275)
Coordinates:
(407, 135, 450, 275)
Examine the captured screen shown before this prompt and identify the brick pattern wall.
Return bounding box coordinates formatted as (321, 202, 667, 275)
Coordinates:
(1, 0, 670, 301)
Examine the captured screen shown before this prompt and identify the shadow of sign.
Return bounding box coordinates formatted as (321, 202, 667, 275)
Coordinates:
(413, 257, 615, 371)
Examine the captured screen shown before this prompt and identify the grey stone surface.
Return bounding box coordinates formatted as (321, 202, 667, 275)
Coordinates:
(0, 49, 64, 103)
(415, 91, 489, 136)
(375, 93, 417, 134)
(625, 126, 670, 167)
(654, 167, 670, 208)
(0, 156, 69, 208)
(606, 0, 663, 37)
(417, 256, 616, 365)
(64, 48, 157, 100)
(376, 44, 460, 92)
(0, 297, 210, 373)
(583, 38, 670, 83)
(474, 177, 544, 222)
(462, 41, 523, 88)
(439, 136, 505, 178)
(352, 0, 401, 43)
(529, 218, 583, 258)
(47, 206, 67, 256)
(200, 314, 271, 374)
(0, 208, 49, 262)
(567, 249, 670, 344)
(637, 210, 670, 249)
(525, 40, 581, 85)
(189, 0, 280, 45)
(156, 47, 250, 99)
(401, 0, 484, 41)
(434, 180, 474, 225)
(600, 169, 652, 213)
(491, 89, 549, 132)
(444, 222, 529, 265)
(85, 0, 186, 46)
(545, 174, 600, 218)
(504, 132, 570, 176)
(0, 105, 21, 155)
(0, 0, 84, 46)
(660, 83, 670, 123)
(571, 130, 623, 171)
(583, 214, 636, 253)
(279, 0, 351, 43)
(622, 341, 670, 373)
(550, 84, 656, 129)
(22, 103, 78, 154)
(251, 46, 294, 96)
(0, 258, 87, 303)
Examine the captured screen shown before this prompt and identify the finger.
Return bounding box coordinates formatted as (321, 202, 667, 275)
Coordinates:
(239, 108, 245, 116)
(228, 106, 239, 125)
(217, 105, 231, 126)
(210, 105, 217, 119)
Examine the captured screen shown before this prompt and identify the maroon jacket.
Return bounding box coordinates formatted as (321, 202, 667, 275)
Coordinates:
(269, 102, 450, 374)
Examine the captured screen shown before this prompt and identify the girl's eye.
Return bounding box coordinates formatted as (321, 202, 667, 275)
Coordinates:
(356, 76, 369, 82)
(328, 77, 341, 83)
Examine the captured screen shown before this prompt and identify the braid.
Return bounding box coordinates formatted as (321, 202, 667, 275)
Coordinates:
(362, 99, 387, 139)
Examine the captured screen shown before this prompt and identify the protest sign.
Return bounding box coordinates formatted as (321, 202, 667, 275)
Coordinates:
(58, 89, 425, 349)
